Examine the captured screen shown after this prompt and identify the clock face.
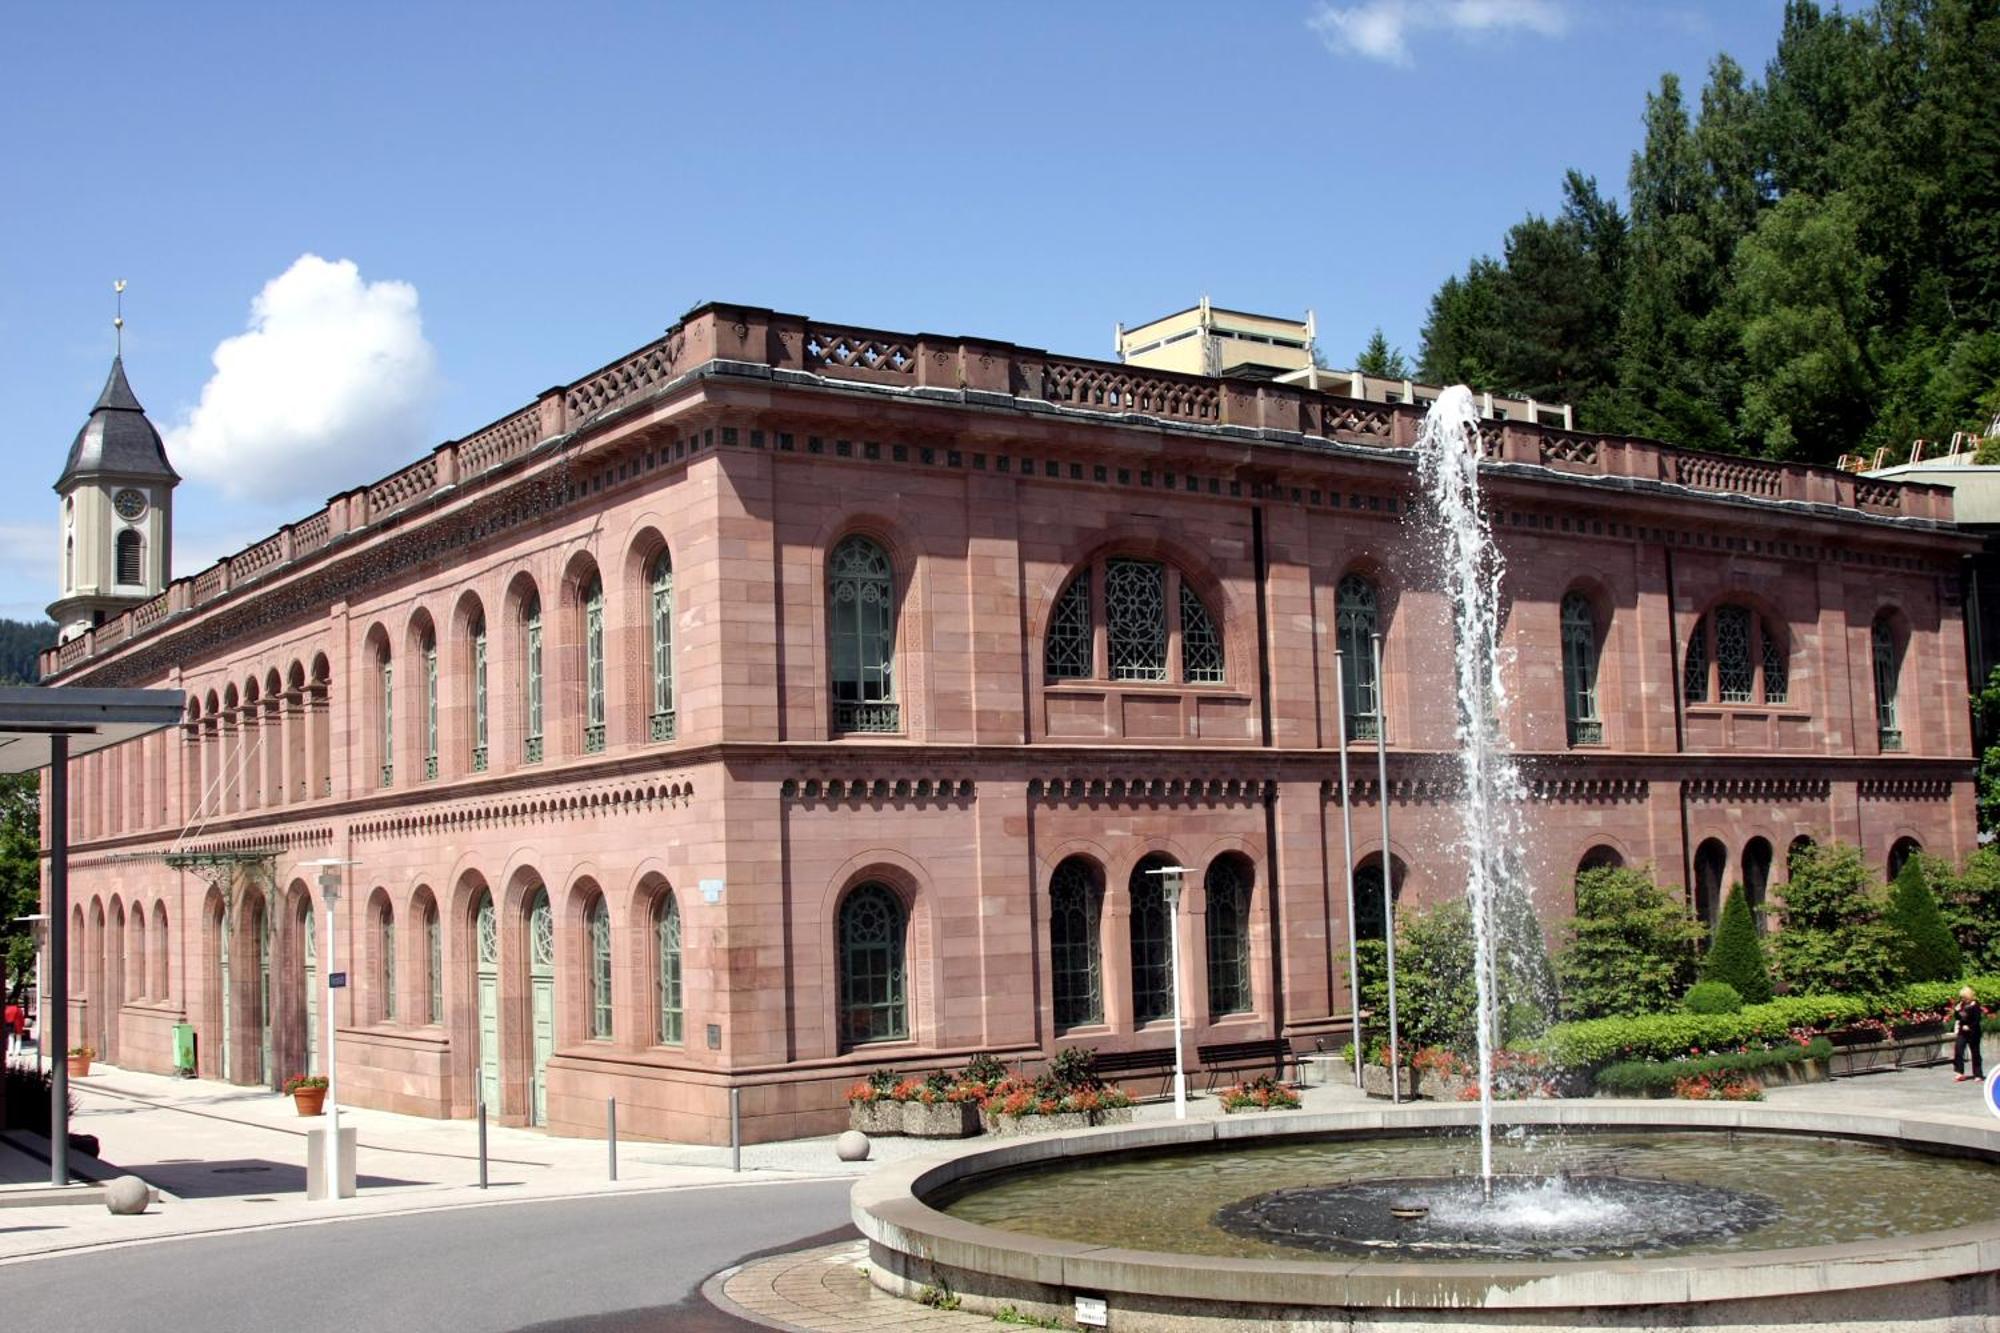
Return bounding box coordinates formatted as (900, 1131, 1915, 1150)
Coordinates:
(114, 488, 147, 521)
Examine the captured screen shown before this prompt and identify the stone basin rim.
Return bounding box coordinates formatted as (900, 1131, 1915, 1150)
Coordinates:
(848, 1101, 2000, 1311)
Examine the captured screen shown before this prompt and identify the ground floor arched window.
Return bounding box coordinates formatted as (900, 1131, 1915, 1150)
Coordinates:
(1204, 857, 1252, 1017)
(837, 882, 906, 1048)
(1048, 858, 1103, 1030)
(1129, 855, 1176, 1024)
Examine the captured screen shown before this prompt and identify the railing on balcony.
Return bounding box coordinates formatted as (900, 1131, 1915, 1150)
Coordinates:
(834, 701, 901, 734)
(523, 735, 543, 764)
(471, 745, 488, 774)
(650, 710, 677, 742)
(584, 724, 605, 754)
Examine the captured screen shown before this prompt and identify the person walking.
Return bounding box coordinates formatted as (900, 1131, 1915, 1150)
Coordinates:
(1953, 986, 1984, 1082)
(2, 997, 24, 1059)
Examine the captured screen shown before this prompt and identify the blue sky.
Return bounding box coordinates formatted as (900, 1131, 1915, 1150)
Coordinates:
(0, 1, 1789, 622)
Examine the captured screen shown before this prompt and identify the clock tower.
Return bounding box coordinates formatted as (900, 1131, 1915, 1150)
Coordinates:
(50, 354, 178, 643)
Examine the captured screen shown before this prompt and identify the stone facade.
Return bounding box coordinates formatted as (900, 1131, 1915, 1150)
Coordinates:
(40, 304, 1978, 1144)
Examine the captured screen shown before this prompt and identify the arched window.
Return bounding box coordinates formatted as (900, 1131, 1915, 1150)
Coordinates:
(1888, 837, 1923, 879)
(1742, 837, 1772, 926)
(1043, 558, 1224, 685)
(1107, 559, 1167, 681)
(1205, 857, 1252, 1017)
(1129, 855, 1175, 1024)
(423, 896, 442, 1024)
(116, 529, 143, 585)
(1045, 574, 1092, 681)
(378, 899, 397, 1022)
(587, 895, 612, 1039)
(1787, 835, 1817, 876)
(1181, 582, 1225, 683)
(522, 593, 544, 762)
(1560, 592, 1602, 746)
(1693, 839, 1727, 933)
(422, 631, 439, 780)
(1577, 845, 1625, 875)
(470, 616, 489, 772)
(378, 651, 394, 787)
(837, 882, 906, 1046)
(655, 891, 683, 1045)
(828, 537, 898, 733)
(1048, 858, 1103, 1031)
(1352, 855, 1402, 942)
(583, 576, 606, 754)
(131, 908, 148, 999)
(1337, 575, 1381, 740)
(1873, 614, 1903, 750)
(1685, 605, 1788, 707)
(153, 901, 169, 1001)
(650, 552, 676, 741)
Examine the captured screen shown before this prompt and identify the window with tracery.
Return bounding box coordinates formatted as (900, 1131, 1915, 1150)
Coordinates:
(1337, 575, 1381, 740)
(651, 552, 676, 741)
(379, 905, 397, 1022)
(1129, 856, 1175, 1024)
(587, 896, 612, 1039)
(1107, 559, 1167, 680)
(1048, 858, 1103, 1030)
(424, 900, 442, 1024)
(1683, 604, 1789, 708)
(1205, 857, 1252, 1016)
(1181, 582, 1225, 683)
(523, 595, 544, 762)
(583, 576, 605, 753)
(1682, 615, 1709, 702)
(837, 882, 906, 1046)
(1873, 614, 1902, 750)
(1716, 606, 1753, 702)
(828, 537, 898, 733)
(471, 617, 489, 773)
(422, 636, 439, 780)
(655, 892, 683, 1045)
(1043, 558, 1223, 687)
(379, 656, 393, 787)
(1045, 574, 1093, 681)
(1560, 592, 1602, 746)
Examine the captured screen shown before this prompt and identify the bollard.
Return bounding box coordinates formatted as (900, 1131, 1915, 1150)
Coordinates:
(608, 1097, 618, 1182)
(729, 1087, 741, 1173)
(477, 1099, 488, 1190)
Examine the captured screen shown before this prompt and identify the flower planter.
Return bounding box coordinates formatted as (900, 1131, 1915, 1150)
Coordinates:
(1362, 1065, 1418, 1099)
(1091, 1105, 1135, 1128)
(984, 1111, 1089, 1138)
(66, 1055, 91, 1079)
(1418, 1071, 1471, 1101)
(902, 1101, 981, 1139)
(847, 1101, 905, 1136)
(292, 1086, 327, 1117)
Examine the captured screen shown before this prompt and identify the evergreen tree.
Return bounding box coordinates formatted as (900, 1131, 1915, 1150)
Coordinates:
(1554, 864, 1704, 1019)
(1701, 882, 1774, 1004)
(0, 776, 41, 994)
(1771, 843, 1901, 994)
(1418, 258, 1507, 388)
(1886, 854, 1964, 982)
(1354, 327, 1409, 379)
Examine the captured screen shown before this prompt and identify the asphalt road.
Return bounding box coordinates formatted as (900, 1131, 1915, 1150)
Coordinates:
(3, 1177, 857, 1332)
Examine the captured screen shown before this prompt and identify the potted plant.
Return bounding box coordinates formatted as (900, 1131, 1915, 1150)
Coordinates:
(845, 1070, 906, 1136)
(283, 1074, 329, 1116)
(66, 1045, 95, 1079)
(1219, 1074, 1303, 1113)
(903, 1074, 984, 1139)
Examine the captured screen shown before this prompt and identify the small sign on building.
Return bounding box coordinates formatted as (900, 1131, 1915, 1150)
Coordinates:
(328, 971, 347, 989)
(1074, 1294, 1108, 1327)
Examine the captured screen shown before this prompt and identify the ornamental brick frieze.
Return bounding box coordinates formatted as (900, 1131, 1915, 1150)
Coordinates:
(1029, 776, 1269, 804)
(350, 778, 694, 842)
(1684, 777, 1832, 803)
(73, 825, 335, 873)
(781, 776, 974, 805)
(1857, 778, 1955, 801)
(1523, 777, 1650, 803)
(1324, 777, 1460, 805)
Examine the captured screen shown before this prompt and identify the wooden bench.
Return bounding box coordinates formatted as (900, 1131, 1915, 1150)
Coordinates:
(1196, 1038, 1296, 1090)
(1090, 1046, 1180, 1098)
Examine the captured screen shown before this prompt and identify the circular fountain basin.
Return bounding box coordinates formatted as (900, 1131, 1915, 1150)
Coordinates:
(850, 1102, 2000, 1331)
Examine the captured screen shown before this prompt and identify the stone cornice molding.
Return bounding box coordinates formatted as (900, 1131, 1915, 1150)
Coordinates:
(351, 776, 696, 842)
(783, 776, 974, 805)
(1028, 776, 1269, 804)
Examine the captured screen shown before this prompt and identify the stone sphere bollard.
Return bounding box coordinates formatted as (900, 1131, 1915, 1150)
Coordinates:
(835, 1130, 871, 1163)
(104, 1175, 152, 1215)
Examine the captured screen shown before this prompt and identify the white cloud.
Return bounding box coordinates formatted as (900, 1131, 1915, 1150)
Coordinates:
(167, 254, 439, 507)
(1307, 0, 1567, 66)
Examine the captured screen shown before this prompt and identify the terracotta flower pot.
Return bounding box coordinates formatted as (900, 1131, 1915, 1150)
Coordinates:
(292, 1086, 327, 1116)
(66, 1055, 91, 1079)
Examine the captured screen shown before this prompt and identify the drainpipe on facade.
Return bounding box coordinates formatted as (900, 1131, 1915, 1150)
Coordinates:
(1251, 505, 1285, 1061)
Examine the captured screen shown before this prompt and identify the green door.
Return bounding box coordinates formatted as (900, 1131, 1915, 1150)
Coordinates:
(527, 888, 554, 1125)
(475, 893, 499, 1110)
(303, 907, 318, 1076)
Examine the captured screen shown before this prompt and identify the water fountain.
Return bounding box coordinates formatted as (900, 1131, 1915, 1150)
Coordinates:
(852, 389, 2000, 1329)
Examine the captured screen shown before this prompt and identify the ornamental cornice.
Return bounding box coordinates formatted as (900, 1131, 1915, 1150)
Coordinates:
(1029, 776, 1269, 804)
(1856, 777, 1955, 801)
(1685, 777, 1832, 802)
(782, 776, 974, 805)
(350, 776, 695, 842)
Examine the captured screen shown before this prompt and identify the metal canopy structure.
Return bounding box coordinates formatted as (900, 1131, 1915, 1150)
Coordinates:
(0, 684, 184, 1186)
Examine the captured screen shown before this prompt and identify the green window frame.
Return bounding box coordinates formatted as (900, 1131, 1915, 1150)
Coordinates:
(1873, 614, 1902, 750)
(471, 617, 489, 772)
(828, 536, 898, 733)
(837, 882, 906, 1047)
(423, 637, 439, 780)
(425, 900, 442, 1025)
(1048, 857, 1103, 1030)
(584, 577, 605, 754)
(523, 595, 543, 763)
(588, 896, 612, 1040)
(1561, 592, 1602, 746)
(651, 552, 676, 741)
(379, 657, 393, 787)
(655, 891, 682, 1045)
(1337, 574, 1381, 740)
(379, 904, 397, 1022)
(1204, 857, 1252, 1016)
(1129, 855, 1174, 1024)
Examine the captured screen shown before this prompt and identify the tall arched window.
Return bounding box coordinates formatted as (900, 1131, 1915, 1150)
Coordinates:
(655, 891, 682, 1045)
(650, 552, 676, 741)
(1742, 837, 1773, 926)
(423, 896, 442, 1024)
(522, 593, 544, 762)
(583, 576, 606, 754)
(1685, 605, 1788, 707)
(828, 537, 898, 733)
(1205, 857, 1252, 1017)
(1129, 855, 1175, 1024)
(1048, 858, 1103, 1031)
(1873, 613, 1903, 750)
(1043, 558, 1223, 685)
(378, 900, 397, 1022)
(587, 895, 612, 1039)
(153, 901, 169, 1001)
(131, 908, 148, 999)
(1693, 839, 1727, 933)
(1337, 575, 1381, 740)
(116, 529, 143, 585)
(1560, 592, 1602, 746)
(470, 615, 489, 772)
(1888, 836, 1923, 879)
(1107, 559, 1167, 681)
(837, 882, 906, 1046)
(422, 631, 439, 780)
(378, 652, 394, 787)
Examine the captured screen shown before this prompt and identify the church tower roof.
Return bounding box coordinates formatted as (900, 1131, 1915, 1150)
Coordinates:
(57, 356, 179, 490)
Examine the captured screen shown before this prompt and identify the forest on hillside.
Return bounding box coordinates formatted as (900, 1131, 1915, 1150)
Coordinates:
(0, 619, 54, 685)
(1381, 0, 1999, 466)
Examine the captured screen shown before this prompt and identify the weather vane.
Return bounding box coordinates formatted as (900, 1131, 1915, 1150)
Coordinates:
(113, 279, 127, 356)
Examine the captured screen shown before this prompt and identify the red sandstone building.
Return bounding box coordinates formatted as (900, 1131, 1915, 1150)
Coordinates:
(39, 303, 1976, 1143)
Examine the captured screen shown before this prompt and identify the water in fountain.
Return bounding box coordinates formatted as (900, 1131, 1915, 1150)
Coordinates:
(1412, 385, 1528, 1191)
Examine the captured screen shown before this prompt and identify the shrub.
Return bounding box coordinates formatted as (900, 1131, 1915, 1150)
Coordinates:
(281, 1074, 328, 1095)
(1771, 843, 1900, 995)
(1, 1063, 75, 1134)
(1934, 850, 2000, 972)
(1887, 856, 1964, 982)
(1048, 1045, 1102, 1091)
(1386, 894, 1557, 1055)
(1594, 1037, 1831, 1093)
(1219, 1074, 1302, 1112)
(1555, 864, 1703, 1019)
(1701, 883, 1772, 1004)
(958, 1051, 1007, 1088)
(1684, 980, 1744, 1015)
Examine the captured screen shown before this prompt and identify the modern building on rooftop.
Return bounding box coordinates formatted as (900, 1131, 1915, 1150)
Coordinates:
(41, 302, 1974, 1144)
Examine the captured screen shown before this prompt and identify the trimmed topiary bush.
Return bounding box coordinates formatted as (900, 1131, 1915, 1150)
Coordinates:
(1701, 883, 1772, 1004)
(1887, 855, 1964, 982)
(1771, 843, 1901, 995)
(1554, 865, 1703, 1020)
(1683, 980, 1744, 1014)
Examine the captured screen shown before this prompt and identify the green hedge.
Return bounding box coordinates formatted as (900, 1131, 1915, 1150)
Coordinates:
(1594, 1037, 1834, 1093)
(1534, 973, 2000, 1069)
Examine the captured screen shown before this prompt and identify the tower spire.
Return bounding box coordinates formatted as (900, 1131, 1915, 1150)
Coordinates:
(114, 279, 126, 358)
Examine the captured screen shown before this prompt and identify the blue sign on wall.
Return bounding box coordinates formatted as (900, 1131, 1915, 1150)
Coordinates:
(328, 971, 347, 989)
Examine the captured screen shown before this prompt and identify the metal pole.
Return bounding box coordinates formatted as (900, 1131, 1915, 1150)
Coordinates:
(477, 1099, 488, 1189)
(728, 1087, 741, 1173)
(48, 735, 68, 1187)
(1169, 875, 1187, 1120)
(1334, 651, 1363, 1089)
(607, 1097, 618, 1181)
(1372, 633, 1400, 1103)
(321, 872, 341, 1198)
(35, 922, 47, 1078)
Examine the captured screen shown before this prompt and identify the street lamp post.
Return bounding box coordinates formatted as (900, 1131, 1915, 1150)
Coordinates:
(1149, 864, 1192, 1120)
(299, 858, 356, 1201)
